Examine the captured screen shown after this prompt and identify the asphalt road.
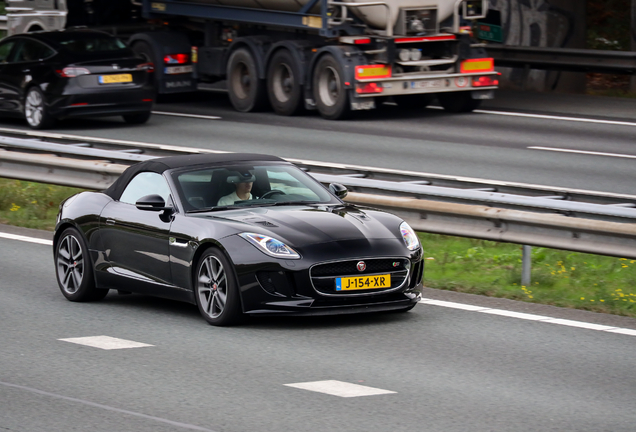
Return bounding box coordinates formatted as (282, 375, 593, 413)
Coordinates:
(2, 231, 636, 432)
(0, 89, 635, 195)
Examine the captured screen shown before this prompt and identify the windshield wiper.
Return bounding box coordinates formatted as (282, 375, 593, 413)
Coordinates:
(187, 205, 245, 213)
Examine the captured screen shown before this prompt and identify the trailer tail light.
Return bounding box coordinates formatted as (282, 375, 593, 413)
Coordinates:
(460, 58, 494, 73)
(356, 82, 383, 94)
(164, 53, 189, 64)
(339, 37, 372, 45)
(355, 65, 391, 80)
(56, 67, 90, 77)
(472, 76, 499, 87)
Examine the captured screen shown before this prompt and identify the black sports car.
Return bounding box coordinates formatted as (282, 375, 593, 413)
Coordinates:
(0, 29, 154, 129)
(54, 154, 423, 325)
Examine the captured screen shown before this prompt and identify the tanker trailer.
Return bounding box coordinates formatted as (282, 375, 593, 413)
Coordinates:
(7, 0, 498, 119)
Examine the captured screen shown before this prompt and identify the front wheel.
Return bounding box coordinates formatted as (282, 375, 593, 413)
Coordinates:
(24, 86, 55, 129)
(194, 248, 243, 326)
(55, 228, 108, 302)
(438, 91, 482, 113)
(312, 54, 351, 120)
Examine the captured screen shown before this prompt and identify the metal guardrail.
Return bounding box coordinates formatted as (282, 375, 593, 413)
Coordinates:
(487, 45, 636, 75)
(1, 132, 636, 259)
(0, 16, 7, 32)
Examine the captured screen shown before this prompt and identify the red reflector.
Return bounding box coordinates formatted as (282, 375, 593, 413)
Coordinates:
(164, 53, 189, 64)
(142, 99, 153, 102)
(137, 62, 155, 72)
(70, 103, 89, 106)
(395, 35, 456, 43)
(472, 76, 499, 87)
(354, 38, 371, 45)
(355, 82, 383, 94)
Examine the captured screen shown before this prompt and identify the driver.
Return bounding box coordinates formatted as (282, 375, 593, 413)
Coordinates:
(217, 172, 256, 206)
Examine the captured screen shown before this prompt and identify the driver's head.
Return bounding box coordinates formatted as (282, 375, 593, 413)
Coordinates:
(235, 181, 253, 195)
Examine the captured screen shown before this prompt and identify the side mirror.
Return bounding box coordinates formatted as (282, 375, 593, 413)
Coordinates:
(329, 183, 348, 199)
(136, 194, 171, 211)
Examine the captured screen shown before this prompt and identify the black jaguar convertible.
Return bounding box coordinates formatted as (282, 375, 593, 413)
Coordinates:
(53, 153, 423, 325)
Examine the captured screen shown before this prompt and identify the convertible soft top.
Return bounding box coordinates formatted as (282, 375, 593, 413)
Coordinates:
(104, 153, 285, 200)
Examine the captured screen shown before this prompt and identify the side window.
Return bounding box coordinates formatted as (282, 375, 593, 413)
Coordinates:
(0, 41, 16, 64)
(14, 39, 55, 62)
(120, 172, 172, 206)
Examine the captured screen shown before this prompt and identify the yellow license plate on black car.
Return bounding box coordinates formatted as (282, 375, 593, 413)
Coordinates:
(335, 274, 391, 291)
(98, 74, 133, 84)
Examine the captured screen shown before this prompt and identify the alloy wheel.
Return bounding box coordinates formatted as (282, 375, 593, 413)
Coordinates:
(25, 89, 45, 127)
(197, 255, 228, 319)
(57, 234, 84, 295)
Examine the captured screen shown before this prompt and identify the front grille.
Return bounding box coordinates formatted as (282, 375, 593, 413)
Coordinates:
(310, 258, 410, 295)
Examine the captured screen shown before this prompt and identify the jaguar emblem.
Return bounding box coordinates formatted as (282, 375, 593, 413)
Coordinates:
(356, 261, 366, 272)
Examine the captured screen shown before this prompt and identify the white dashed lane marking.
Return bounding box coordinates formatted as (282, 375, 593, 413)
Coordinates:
(0, 232, 52, 246)
(284, 380, 396, 398)
(59, 336, 154, 350)
(420, 298, 636, 336)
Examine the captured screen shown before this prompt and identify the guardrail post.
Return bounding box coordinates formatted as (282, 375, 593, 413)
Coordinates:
(521, 245, 531, 287)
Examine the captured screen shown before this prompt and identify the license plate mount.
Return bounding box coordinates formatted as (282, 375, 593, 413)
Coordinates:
(335, 274, 391, 291)
(411, 79, 442, 89)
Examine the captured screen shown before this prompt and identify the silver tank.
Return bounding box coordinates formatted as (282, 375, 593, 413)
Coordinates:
(189, 0, 457, 30)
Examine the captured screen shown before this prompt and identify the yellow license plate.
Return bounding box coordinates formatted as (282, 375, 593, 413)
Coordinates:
(99, 74, 133, 84)
(336, 274, 391, 291)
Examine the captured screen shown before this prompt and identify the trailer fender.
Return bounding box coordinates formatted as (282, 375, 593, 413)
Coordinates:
(128, 32, 195, 94)
(225, 37, 272, 80)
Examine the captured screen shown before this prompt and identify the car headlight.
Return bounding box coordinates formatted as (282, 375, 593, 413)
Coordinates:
(400, 222, 420, 251)
(239, 233, 301, 259)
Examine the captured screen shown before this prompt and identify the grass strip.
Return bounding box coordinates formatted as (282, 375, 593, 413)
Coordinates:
(2, 178, 635, 318)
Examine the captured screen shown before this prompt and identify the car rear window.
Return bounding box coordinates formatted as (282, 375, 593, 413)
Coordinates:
(57, 34, 130, 55)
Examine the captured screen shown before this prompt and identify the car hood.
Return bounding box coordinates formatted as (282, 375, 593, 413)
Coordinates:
(192, 205, 402, 247)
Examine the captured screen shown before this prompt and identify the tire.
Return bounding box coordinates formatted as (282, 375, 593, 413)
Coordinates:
(438, 91, 482, 113)
(131, 41, 159, 94)
(55, 228, 109, 302)
(123, 111, 152, 124)
(267, 49, 304, 116)
(194, 248, 243, 326)
(226, 48, 268, 112)
(24, 86, 55, 129)
(312, 54, 351, 120)
(393, 94, 434, 110)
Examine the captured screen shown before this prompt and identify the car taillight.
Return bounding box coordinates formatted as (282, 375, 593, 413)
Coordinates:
(472, 76, 499, 87)
(56, 67, 91, 78)
(163, 54, 189, 64)
(137, 62, 155, 72)
(355, 82, 383, 94)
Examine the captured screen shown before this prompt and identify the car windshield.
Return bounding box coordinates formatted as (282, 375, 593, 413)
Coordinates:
(55, 33, 131, 56)
(172, 163, 339, 212)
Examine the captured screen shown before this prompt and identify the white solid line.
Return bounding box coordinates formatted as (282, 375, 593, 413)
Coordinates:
(528, 146, 636, 160)
(420, 297, 636, 336)
(152, 111, 222, 120)
(0, 232, 52, 246)
(428, 105, 636, 127)
(284, 380, 396, 398)
(0, 381, 217, 431)
(59, 336, 154, 350)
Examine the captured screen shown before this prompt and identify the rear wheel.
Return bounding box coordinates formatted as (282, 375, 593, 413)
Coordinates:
(227, 48, 268, 112)
(194, 248, 243, 326)
(267, 49, 304, 116)
(312, 54, 351, 120)
(24, 87, 54, 129)
(55, 228, 108, 302)
(438, 91, 481, 113)
(123, 111, 152, 124)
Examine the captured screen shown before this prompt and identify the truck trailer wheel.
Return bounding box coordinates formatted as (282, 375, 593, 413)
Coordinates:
(227, 48, 268, 112)
(267, 49, 303, 116)
(312, 54, 351, 120)
(131, 41, 159, 93)
(438, 91, 481, 113)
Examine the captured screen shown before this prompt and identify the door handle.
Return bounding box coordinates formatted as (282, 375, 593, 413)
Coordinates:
(105, 219, 116, 226)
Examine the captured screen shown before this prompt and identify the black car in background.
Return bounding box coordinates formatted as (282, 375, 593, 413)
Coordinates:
(53, 153, 424, 326)
(0, 29, 154, 129)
